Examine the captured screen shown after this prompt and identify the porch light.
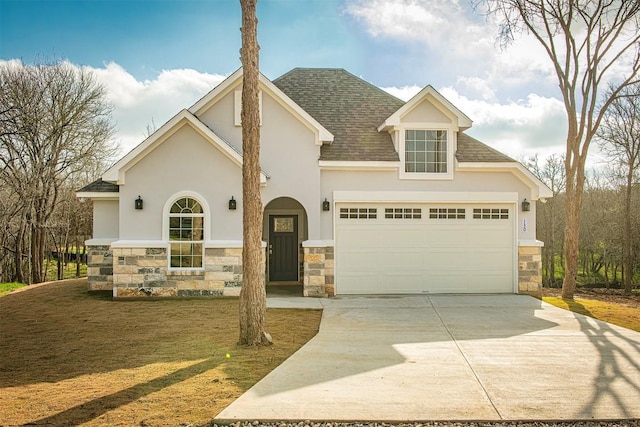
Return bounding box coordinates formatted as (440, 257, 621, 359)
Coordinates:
(229, 196, 237, 210)
(322, 198, 330, 211)
(135, 196, 143, 210)
(522, 199, 530, 212)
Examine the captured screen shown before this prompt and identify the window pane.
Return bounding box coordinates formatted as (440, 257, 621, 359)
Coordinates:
(168, 198, 204, 268)
(405, 129, 448, 174)
(406, 140, 415, 151)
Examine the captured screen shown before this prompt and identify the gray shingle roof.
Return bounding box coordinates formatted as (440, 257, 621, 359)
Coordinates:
(456, 133, 515, 163)
(274, 68, 403, 161)
(273, 68, 514, 164)
(78, 179, 119, 193)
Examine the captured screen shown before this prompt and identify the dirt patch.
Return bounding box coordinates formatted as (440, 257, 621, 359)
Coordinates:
(0, 279, 322, 426)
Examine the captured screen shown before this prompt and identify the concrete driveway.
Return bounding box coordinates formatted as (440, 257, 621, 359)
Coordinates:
(216, 295, 640, 422)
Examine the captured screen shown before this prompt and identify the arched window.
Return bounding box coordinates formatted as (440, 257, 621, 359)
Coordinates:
(169, 197, 204, 269)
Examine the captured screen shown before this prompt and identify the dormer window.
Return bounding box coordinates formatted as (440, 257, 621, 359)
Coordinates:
(399, 127, 453, 180)
(405, 130, 447, 173)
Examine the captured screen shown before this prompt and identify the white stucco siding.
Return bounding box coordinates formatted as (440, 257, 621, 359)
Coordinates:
(195, 84, 323, 240)
(196, 85, 241, 153)
(320, 169, 536, 241)
(402, 98, 452, 124)
(259, 93, 322, 239)
(93, 200, 119, 239)
(120, 124, 243, 241)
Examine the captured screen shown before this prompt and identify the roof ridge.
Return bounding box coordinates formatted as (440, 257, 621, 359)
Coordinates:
(274, 68, 405, 104)
(274, 67, 347, 82)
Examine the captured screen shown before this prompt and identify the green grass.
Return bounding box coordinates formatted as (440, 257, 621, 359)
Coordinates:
(43, 261, 87, 281)
(0, 282, 27, 297)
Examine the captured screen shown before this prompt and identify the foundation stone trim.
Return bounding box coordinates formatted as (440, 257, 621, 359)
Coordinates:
(302, 243, 334, 297)
(518, 244, 543, 298)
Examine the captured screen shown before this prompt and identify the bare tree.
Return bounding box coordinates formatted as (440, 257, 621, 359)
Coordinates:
(597, 83, 640, 294)
(238, 0, 271, 346)
(525, 154, 566, 286)
(0, 59, 117, 283)
(479, 0, 640, 298)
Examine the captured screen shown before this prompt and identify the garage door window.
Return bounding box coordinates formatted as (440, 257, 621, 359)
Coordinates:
(384, 208, 421, 219)
(339, 207, 377, 219)
(429, 208, 465, 219)
(473, 208, 509, 219)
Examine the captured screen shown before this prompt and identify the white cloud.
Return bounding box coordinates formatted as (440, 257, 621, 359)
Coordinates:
(86, 63, 227, 155)
(381, 83, 567, 160)
(344, 0, 555, 94)
(380, 85, 422, 101)
(439, 86, 567, 158)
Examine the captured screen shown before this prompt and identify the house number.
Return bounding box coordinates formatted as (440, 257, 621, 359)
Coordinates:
(522, 218, 527, 232)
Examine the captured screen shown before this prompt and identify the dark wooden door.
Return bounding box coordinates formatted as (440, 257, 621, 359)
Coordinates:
(269, 215, 298, 281)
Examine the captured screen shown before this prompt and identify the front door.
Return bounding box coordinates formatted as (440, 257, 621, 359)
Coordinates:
(269, 215, 298, 281)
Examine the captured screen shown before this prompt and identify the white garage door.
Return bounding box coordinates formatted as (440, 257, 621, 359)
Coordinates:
(335, 203, 515, 294)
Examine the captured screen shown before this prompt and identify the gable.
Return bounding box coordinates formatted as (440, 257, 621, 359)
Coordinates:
(189, 68, 333, 146)
(401, 97, 453, 124)
(102, 110, 268, 185)
(379, 85, 472, 132)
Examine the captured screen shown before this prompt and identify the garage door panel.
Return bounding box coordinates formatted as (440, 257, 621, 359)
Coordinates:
(336, 203, 515, 295)
(425, 228, 470, 245)
(339, 274, 379, 294)
(379, 272, 423, 293)
(470, 250, 512, 270)
(382, 251, 424, 269)
(470, 272, 513, 292)
(468, 229, 512, 246)
(340, 250, 380, 268)
(423, 250, 466, 269)
(424, 273, 471, 293)
(340, 228, 381, 248)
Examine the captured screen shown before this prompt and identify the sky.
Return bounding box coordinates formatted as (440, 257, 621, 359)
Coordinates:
(0, 0, 610, 164)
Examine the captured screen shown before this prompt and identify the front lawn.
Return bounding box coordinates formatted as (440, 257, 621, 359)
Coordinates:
(543, 296, 640, 332)
(0, 279, 322, 426)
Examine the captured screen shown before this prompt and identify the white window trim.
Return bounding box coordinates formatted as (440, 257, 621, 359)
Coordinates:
(398, 125, 455, 180)
(234, 90, 263, 126)
(162, 191, 211, 271)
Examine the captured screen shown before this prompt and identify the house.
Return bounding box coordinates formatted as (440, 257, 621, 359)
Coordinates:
(77, 68, 552, 299)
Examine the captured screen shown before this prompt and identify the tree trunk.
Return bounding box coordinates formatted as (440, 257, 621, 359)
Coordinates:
(561, 140, 586, 300)
(238, 0, 271, 346)
(623, 169, 633, 295)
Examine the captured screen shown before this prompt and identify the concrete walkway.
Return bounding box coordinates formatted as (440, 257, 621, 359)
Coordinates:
(217, 295, 640, 422)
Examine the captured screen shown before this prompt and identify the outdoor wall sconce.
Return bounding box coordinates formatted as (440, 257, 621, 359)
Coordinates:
(522, 198, 530, 212)
(322, 198, 330, 212)
(229, 196, 237, 210)
(135, 196, 143, 210)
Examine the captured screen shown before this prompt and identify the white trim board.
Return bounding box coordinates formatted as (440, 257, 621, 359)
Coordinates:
(333, 191, 519, 203)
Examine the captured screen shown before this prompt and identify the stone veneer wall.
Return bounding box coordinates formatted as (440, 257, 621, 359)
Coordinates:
(518, 245, 543, 298)
(302, 245, 334, 297)
(87, 245, 113, 291)
(111, 246, 264, 298)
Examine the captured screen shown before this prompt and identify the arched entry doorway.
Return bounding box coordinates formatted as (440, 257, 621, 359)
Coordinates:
(263, 197, 308, 283)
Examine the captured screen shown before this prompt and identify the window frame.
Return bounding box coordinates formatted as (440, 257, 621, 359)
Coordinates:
(398, 125, 455, 180)
(162, 192, 210, 271)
